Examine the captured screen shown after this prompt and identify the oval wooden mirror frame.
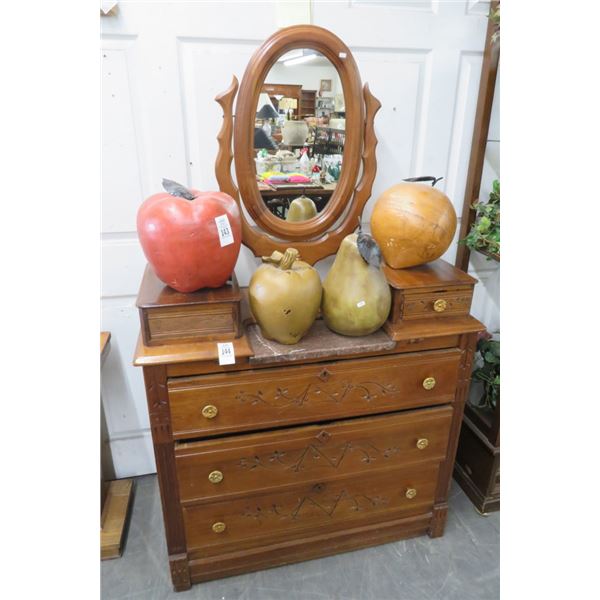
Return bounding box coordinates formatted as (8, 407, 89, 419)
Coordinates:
(215, 25, 381, 265)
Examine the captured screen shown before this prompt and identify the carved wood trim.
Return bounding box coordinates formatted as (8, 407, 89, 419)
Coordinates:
(234, 25, 364, 240)
(236, 438, 403, 473)
(145, 365, 171, 444)
(243, 489, 390, 524)
(214, 75, 239, 202)
(433, 333, 478, 504)
(143, 366, 188, 562)
(235, 379, 399, 409)
(215, 32, 381, 265)
(350, 83, 382, 219)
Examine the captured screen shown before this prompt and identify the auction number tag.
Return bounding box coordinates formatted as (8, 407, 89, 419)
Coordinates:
(356, 300, 366, 308)
(215, 214, 234, 247)
(217, 342, 235, 366)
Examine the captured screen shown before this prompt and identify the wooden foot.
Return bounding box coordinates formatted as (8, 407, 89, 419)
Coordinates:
(170, 554, 191, 591)
(428, 503, 448, 538)
(101, 479, 134, 560)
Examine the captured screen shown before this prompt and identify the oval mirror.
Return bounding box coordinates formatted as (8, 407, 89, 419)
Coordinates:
(233, 26, 365, 242)
(254, 50, 345, 223)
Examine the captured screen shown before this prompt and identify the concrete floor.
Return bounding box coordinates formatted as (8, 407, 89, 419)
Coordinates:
(101, 475, 499, 600)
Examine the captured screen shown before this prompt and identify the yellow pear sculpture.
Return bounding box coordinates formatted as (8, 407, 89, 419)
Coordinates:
(322, 232, 391, 336)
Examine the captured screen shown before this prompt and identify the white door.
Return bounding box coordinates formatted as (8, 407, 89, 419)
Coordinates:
(101, 0, 497, 478)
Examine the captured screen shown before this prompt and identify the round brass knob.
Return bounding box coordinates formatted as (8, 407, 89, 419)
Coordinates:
(208, 470, 223, 484)
(405, 488, 417, 500)
(212, 522, 226, 534)
(416, 438, 429, 450)
(422, 377, 436, 390)
(433, 299, 448, 313)
(202, 405, 218, 419)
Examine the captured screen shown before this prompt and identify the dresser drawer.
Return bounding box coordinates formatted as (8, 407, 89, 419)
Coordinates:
(395, 288, 474, 321)
(181, 464, 439, 557)
(175, 406, 453, 503)
(168, 349, 461, 439)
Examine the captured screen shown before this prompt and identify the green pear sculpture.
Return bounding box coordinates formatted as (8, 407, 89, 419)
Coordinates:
(322, 230, 391, 336)
(286, 196, 317, 222)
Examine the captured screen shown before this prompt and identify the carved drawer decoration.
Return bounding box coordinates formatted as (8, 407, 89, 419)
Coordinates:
(175, 406, 452, 503)
(168, 349, 461, 439)
(181, 464, 439, 556)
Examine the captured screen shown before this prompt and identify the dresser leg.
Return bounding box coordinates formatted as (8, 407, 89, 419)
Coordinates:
(169, 553, 191, 591)
(144, 366, 190, 590)
(428, 503, 448, 538)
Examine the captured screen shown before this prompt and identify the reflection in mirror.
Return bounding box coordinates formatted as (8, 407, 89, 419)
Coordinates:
(254, 50, 345, 221)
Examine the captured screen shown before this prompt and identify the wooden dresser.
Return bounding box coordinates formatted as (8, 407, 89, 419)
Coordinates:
(134, 260, 484, 591)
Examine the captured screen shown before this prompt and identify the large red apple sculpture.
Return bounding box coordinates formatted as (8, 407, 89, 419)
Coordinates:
(137, 179, 241, 292)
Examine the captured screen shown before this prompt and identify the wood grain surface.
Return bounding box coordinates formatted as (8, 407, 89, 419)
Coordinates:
(175, 406, 452, 504)
(168, 350, 461, 439)
(182, 464, 439, 558)
(133, 333, 254, 367)
(137, 265, 242, 346)
(188, 512, 431, 583)
(383, 259, 477, 291)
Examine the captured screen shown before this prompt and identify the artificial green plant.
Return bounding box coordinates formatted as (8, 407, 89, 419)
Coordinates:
(462, 179, 500, 259)
(471, 333, 500, 411)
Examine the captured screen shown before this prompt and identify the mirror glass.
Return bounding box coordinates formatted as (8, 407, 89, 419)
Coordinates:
(253, 49, 345, 222)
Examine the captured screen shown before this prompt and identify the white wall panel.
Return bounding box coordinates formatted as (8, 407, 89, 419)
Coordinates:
(443, 52, 482, 214)
(353, 48, 430, 225)
(101, 234, 147, 298)
(109, 431, 155, 480)
(101, 0, 495, 477)
(178, 37, 261, 190)
(101, 35, 143, 233)
(470, 261, 500, 332)
(101, 299, 149, 432)
(351, 1, 436, 12)
(466, 0, 491, 16)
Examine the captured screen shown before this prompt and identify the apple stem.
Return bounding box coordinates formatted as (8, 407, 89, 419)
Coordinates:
(403, 176, 443, 188)
(261, 248, 300, 270)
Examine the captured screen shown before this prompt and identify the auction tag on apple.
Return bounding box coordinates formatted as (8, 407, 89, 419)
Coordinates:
(356, 300, 366, 308)
(215, 214, 234, 247)
(217, 342, 235, 365)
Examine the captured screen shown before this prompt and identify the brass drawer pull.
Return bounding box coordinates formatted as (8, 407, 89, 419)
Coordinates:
(405, 488, 417, 500)
(202, 404, 218, 419)
(208, 470, 223, 484)
(212, 522, 226, 533)
(433, 298, 448, 312)
(416, 438, 429, 450)
(422, 377, 436, 390)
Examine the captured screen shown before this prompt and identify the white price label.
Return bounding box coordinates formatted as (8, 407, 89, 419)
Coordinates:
(356, 300, 366, 308)
(215, 214, 234, 247)
(217, 342, 235, 365)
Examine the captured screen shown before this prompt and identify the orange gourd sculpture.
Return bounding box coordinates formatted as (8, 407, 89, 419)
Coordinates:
(370, 179, 457, 269)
